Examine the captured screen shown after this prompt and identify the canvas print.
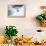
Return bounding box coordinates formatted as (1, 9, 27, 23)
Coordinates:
(8, 4, 25, 17)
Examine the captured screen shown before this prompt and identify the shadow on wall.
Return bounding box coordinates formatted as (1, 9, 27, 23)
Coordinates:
(30, 16, 40, 27)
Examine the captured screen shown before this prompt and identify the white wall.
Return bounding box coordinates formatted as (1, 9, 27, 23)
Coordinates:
(0, 0, 46, 37)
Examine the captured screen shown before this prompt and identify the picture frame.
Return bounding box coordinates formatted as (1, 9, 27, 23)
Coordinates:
(8, 4, 25, 17)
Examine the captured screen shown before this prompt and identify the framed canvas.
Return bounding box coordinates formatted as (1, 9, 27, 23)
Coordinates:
(8, 4, 25, 17)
